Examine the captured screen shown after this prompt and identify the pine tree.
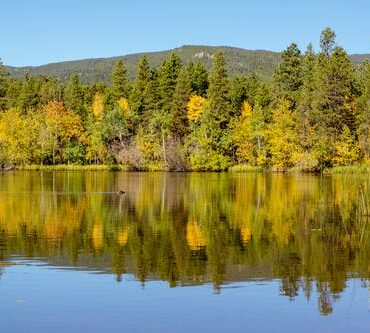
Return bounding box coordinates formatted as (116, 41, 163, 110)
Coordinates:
(129, 56, 150, 117)
(273, 43, 303, 108)
(357, 60, 370, 159)
(171, 67, 191, 138)
(297, 43, 316, 151)
(64, 74, 85, 117)
(158, 53, 182, 114)
(0, 58, 9, 111)
(229, 76, 248, 115)
(204, 51, 231, 154)
(188, 61, 208, 97)
(188, 52, 231, 170)
(111, 59, 129, 99)
(320, 27, 336, 57)
(313, 47, 358, 135)
(144, 69, 161, 123)
(134, 69, 161, 160)
(17, 73, 41, 111)
(310, 30, 358, 169)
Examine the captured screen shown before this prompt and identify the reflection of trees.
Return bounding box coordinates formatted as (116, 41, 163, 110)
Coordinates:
(276, 253, 301, 300)
(0, 172, 370, 314)
(317, 282, 334, 316)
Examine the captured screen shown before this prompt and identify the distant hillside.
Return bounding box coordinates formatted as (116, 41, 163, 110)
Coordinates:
(5, 45, 281, 83)
(5, 45, 370, 83)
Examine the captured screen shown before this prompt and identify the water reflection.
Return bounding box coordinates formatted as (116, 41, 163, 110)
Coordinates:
(1, 171, 370, 315)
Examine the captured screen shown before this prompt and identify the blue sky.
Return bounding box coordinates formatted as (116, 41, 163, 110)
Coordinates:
(1, 0, 370, 66)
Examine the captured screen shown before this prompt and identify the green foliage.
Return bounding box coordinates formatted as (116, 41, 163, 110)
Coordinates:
(273, 43, 303, 108)
(6, 45, 284, 83)
(111, 59, 129, 99)
(63, 74, 85, 117)
(129, 56, 150, 116)
(204, 52, 232, 154)
(171, 67, 191, 138)
(0, 58, 9, 111)
(17, 73, 42, 110)
(188, 61, 208, 97)
(320, 27, 337, 56)
(1, 29, 370, 171)
(357, 60, 370, 159)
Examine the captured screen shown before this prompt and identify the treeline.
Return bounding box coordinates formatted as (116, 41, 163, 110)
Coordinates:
(1, 28, 370, 171)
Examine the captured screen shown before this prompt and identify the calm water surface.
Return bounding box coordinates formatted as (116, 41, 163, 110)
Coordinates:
(1, 171, 370, 332)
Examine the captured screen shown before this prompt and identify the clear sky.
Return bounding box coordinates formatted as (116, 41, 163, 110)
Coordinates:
(1, 0, 370, 66)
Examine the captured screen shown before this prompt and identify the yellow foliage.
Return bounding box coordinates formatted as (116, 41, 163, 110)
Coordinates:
(117, 229, 129, 246)
(0, 107, 41, 164)
(44, 223, 65, 241)
(135, 128, 161, 161)
(240, 225, 252, 245)
(92, 93, 104, 121)
(332, 125, 360, 166)
(118, 97, 129, 111)
(265, 100, 301, 170)
(241, 101, 252, 118)
(271, 218, 294, 247)
(187, 95, 207, 122)
(44, 101, 86, 144)
(186, 220, 205, 250)
(233, 101, 255, 164)
(92, 223, 104, 250)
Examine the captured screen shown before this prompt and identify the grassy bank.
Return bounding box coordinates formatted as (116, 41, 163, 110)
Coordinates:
(11, 164, 370, 173)
(228, 164, 265, 172)
(16, 164, 129, 171)
(324, 165, 370, 174)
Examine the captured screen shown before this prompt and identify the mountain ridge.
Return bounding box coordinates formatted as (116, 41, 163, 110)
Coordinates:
(5, 45, 370, 83)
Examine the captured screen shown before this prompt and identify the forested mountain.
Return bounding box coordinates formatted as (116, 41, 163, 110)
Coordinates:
(5, 45, 281, 82)
(5, 45, 370, 83)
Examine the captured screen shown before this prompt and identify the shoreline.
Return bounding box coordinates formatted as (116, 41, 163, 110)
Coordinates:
(7, 164, 370, 173)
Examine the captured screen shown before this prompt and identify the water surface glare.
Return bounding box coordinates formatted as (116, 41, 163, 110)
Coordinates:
(1, 171, 370, 332)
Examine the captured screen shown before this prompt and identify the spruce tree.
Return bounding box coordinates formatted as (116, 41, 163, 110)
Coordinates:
(313, 47, 357, 134)
(129, 56, 150, 117)
(207, 52, 231, 124)
(171, 67, 191, 138)
(111, 59, 129, 99)
(203, 51, 231, 154)
(0, 58, 8, 111)
(188, 61, 208, 97)
(320, 27, 336, 56)
(357, 60, 370, 158)
(64, 74, 85, 117)
(158, 53, 182, 114)
(310, 30, 358, 169)
(143, 53, 182, 166)
(144, 69, 161, 121)
(297, 43, 317, 150)
(18, 73, 41, 111)
(229, 76, 248, 115)
(273, 43, 303, 108)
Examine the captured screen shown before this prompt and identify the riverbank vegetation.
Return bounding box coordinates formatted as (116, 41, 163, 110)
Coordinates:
(1, 28, 370, 172)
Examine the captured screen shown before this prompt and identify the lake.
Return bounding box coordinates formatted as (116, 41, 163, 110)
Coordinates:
(1, 171, 370, 332)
